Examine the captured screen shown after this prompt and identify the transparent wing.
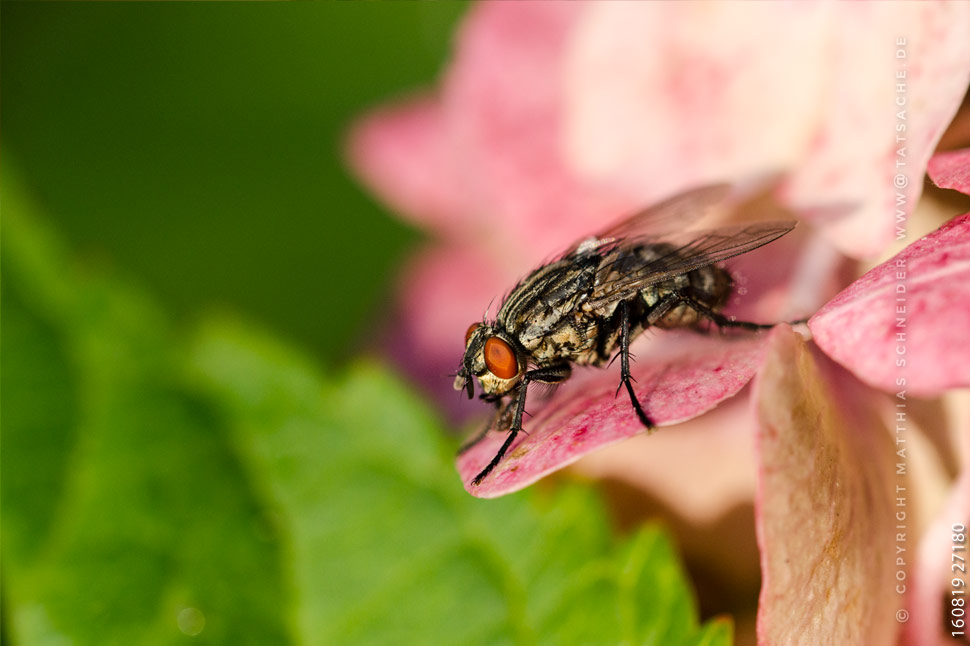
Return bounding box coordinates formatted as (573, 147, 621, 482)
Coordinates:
(586, 220, 796, 309)
(563, 183, 732, 258)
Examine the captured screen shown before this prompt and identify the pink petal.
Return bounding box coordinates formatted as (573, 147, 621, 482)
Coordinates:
(753, 326, 897, 645)
(782, 3, 970, 259)
(565, 2, 970, 259)
(928, 147, 970, 195)
(457, 333, 768, 498)
(903, 466, 970, 646)
(345, 95, 472, 234)
(809, 213, 970, 396)
(576, 394, 757, 525)
(565, 3, 829, 204)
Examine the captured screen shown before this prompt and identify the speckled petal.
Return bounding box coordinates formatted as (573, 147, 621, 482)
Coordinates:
(928, 147, 970, 195)
(458, 333, 768, 497)
(809, 213, 970, 396)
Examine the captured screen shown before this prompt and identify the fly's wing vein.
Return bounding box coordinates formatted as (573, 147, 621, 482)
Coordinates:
(559, 184, 732, 259)
(586, 221, 796, 309)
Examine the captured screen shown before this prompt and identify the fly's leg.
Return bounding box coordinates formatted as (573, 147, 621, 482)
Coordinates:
(678, 294, 777, 331)
(644, 288, 779, 332)
(615, 289, 781, 431)
(618, 291, 704, 426)
(457, 399, 511, 456)
(644, 292, 681, 326)
(618, 300, 656, 429)
(471, 364, 571, 486)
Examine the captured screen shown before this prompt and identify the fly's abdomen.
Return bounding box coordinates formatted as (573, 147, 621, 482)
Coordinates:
(641, 264, 732, 329)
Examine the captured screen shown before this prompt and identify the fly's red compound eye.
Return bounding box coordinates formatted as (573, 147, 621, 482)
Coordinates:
(484, 337, 518, 380)
(465, 323, 480, 345)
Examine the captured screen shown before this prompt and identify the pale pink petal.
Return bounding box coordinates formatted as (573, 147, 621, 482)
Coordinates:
(576, 393, 757, 526)
(903, 401, 970, 646)
(903, 466, 970, 646)
(565, 2, 970, 259)
(345, 95, 473, 234)
(928, 147, 970, 195)
(442, 1, 639, 260)
(565, 3, 829, 205)
(458, 333, 768, 498)
(938, 100, 970, 151)
(753, 326, 897, 645)
(782, 3, 970, 259)
(809, 213, 970, 396)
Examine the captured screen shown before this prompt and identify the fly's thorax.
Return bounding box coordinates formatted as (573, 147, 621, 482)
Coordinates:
(524, 314, 600, 366)
(497, 257, 598, 337)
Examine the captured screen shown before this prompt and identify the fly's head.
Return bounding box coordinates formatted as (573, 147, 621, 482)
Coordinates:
(454, 322, 524, 399)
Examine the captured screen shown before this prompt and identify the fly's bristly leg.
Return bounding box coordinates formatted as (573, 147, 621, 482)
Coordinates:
(680, 294, 777, 332)
(647, 289, 777, 333)
(618, 300, 655, 429)
(471, 364, 571, 486)
(457, 400, 509, 457)
(643, 292, 680, 327)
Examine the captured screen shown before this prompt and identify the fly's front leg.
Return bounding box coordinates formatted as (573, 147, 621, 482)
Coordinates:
(471, 363, 571, 486)
(618, 300, 656, 429)
(457, 398, 510, 456)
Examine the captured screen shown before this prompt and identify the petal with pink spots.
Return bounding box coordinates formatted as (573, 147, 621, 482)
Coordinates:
(809, 213, 970, 396)
(928, 147, 970, 195)
(458, 333, 768, 498)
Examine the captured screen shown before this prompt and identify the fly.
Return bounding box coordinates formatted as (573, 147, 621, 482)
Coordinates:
(453, 184, 799, 486)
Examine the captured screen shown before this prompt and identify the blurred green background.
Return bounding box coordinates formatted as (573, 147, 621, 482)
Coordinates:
(3, 1, 465, 363)
(2, 4, 730, 645)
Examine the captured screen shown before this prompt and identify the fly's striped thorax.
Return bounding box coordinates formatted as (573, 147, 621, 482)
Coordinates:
(496, 255, 600, 344)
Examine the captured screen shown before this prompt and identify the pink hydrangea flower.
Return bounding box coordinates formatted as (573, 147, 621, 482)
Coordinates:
(347, 3, 970, 644)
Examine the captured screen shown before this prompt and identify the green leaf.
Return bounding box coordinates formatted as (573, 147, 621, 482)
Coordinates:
(2, 168, 289, 646)
(2, 165, 731, 646)
(187, 319, 731, 646)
